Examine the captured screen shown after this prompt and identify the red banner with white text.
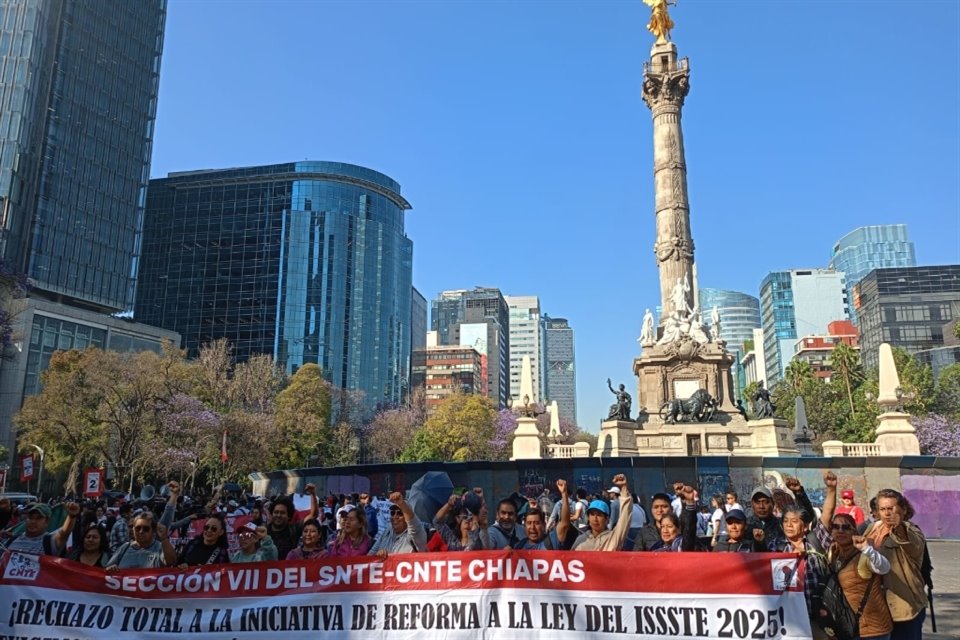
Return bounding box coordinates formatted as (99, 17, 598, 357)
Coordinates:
(0, 550, 812, 639)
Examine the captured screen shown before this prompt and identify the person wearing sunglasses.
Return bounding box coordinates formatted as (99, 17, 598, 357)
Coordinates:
(368, 491, 426, 559)
(105, 512, 175, 571)
(231, 522, 277, 563)
(823, 513, 892, 639)
(177, 514, 230, 567)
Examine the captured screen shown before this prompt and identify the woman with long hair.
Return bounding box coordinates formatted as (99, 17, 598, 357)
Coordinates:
(68, 524, 110, 567)
(287, 518, 327, 560)
(177, 514, 230, 566)
(866, 489, 928, 640)
(823, 512, 892, 639)
(432, 495, 488, 551)
(326, 504, 373, 557)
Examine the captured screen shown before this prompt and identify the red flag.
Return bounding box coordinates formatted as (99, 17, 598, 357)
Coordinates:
(220, 430, 228, 462)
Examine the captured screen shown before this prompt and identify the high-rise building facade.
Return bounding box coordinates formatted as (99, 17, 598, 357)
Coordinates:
(0, 0, 169, 462)
(0, 0, 166, 311)
(505, 295, 543, 404)
(698, 288, 761, 396)
(542, 314, 577, 425)
(430, 287, 510, 407)
(829, 225, 916, 324)
(410, 286, 427, 354)
(135, 161, 414, 406)
(759, 269, 848, 385)
(854, 265, 960, 370)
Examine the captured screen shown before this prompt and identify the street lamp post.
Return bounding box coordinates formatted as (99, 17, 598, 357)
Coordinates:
(27, 444, 44, 499)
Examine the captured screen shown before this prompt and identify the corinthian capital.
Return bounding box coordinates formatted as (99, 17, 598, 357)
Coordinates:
(641, 70, 690, 111)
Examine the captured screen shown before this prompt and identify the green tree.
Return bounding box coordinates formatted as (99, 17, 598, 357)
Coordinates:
(934, 363, 960, 418)
(15, 349, 104, 494)
(401, 393, 497, 462)
(887, 347, 936, 414)
(830, 343, 862, 419)
(784, 360, 815, 395)
(272, 364, 332, 469)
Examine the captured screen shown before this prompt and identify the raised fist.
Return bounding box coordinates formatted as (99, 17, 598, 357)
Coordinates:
(389, 491, 405, 505)
(65, 502, 81, 517)
(823, 471, 838, 489)
(556, 479, 567, 494)
(166, 481, 181, 495)
(785, 477, 803, 493)
(612, 474, 627, 489)
(304, 483, 316, 496)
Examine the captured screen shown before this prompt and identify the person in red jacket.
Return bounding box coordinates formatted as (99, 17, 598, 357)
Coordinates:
(835, 489, 866, 526)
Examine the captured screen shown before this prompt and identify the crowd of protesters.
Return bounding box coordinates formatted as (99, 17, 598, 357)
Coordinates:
(0, 471, 933, 640)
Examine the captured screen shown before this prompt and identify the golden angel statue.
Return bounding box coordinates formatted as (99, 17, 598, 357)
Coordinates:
(643, 0, 676, 44)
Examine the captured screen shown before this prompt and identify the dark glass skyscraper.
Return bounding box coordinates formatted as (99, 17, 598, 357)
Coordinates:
(542, 314, 577, 425)
(0, 0, 166, 311)
(135, 162, 414, 406)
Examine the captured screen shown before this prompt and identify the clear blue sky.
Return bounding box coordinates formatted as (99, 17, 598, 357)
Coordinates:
(151, 0, 960, 430)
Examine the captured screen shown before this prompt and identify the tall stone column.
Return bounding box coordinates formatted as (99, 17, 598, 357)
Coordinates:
(642, 41, 694, 322)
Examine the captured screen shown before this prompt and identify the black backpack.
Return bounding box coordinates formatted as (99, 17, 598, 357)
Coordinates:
(813, 553, 875, 640)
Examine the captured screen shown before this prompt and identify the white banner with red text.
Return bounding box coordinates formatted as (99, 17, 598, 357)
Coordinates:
(0, 550, 812, 640)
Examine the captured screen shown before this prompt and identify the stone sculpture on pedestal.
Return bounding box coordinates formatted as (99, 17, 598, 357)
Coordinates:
(606, 378, 632, 422)
(639, 309, 656, 347)
(751, 381, 776, 419)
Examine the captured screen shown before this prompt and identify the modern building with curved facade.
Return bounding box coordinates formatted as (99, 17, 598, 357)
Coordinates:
(698, 288, 761, 397)
(134, 161, 413, 405)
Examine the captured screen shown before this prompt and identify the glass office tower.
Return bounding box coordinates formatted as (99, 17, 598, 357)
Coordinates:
(135, 162, 414, 406)
(829, 225, 916, 324)
(699, 288, 761, 397)
(0, 0, 166, 311)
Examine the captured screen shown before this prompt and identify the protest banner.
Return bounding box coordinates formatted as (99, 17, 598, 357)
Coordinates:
(20, 455, 33, 482)
(0, 550, 812, 639)
(83, 468, 105, 498)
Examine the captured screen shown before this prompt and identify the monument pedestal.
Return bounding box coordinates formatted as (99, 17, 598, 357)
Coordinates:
(747, 418, 799, 456)
(875, 411, 921, 456)
(511, 417, 543, 460)
(633, 339, 738, 416)
(596, 420, 638, 457)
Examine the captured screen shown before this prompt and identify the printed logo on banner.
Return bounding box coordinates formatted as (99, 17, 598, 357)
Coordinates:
(771, 558, 799, 590)
(3, 553, 40, 581)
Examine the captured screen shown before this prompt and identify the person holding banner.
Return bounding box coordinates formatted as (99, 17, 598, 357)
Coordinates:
(105, 511, 176, 570)
(571, 474, 632, 552)
(287, 518, 327, 560)
(177, 513, 230, 566)
(651, 485, 698, 552)
(712, 508, 767, 553)
(327, 504, 374, 557)
(632, 492, 674, 551)
(67, 523, 110, 568)
(369, 491, 427, 558)
(8, 501, 78, 556)
(267, 483, 318, 560)
(433, 494, 489, 551)
(231, 522, 278, 563)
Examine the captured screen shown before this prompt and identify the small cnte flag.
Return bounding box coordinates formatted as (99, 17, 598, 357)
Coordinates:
(220, 430, 229, 462)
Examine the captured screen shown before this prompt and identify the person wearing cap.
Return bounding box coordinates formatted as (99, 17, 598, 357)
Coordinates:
(835, 489, 866, 526)
(606, 486, 622, 529)
(746, 485, 785, 550)
(369, 491, 427, 559)
(571, 474, 632, 551)
(711, 508, 766, 552)
(8, 501, 79, 556)
(231, 522, 277, 563)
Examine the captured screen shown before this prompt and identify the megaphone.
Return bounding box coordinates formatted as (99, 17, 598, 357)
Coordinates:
(159, 483, 171, 498)
(139, 485, 156, 501)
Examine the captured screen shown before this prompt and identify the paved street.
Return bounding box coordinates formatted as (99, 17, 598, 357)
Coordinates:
(928, 541, 959, 640)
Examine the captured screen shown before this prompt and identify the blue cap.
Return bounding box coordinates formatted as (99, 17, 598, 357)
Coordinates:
(587, 500, 610, 516)
(725, 508, 747, 522)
